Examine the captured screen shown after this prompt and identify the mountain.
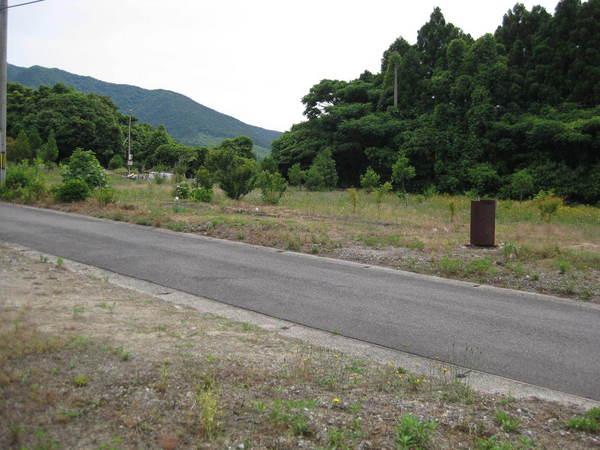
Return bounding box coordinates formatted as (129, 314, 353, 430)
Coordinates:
(8, 64, 281, 157)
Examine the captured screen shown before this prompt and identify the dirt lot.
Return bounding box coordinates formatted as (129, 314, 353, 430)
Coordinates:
(0, 245, 598, 449)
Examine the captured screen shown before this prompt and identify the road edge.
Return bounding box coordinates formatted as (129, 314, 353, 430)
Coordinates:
(3, 239, 598, 410)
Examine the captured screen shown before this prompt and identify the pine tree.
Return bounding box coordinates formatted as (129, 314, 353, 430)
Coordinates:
(39, 130, 59, 163)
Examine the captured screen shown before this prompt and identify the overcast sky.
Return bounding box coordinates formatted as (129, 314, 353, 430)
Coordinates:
(8, 0, 560, 132)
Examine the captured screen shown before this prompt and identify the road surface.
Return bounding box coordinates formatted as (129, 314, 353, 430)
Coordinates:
(1, 203, 599, 400)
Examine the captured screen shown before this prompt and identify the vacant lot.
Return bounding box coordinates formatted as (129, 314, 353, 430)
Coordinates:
(1, 245, 599, 449)
(34, 170, 600, 302)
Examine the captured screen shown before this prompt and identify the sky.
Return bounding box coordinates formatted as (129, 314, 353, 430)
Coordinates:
(8, 0, 560, 132)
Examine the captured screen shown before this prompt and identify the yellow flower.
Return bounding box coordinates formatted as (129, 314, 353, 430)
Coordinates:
(332, 397, 341, 404)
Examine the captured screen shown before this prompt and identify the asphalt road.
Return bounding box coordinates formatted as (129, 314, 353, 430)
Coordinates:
(1, 203, 599, 400)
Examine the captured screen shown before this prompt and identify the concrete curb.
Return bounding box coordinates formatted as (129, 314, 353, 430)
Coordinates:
(3, 239, 598, 410)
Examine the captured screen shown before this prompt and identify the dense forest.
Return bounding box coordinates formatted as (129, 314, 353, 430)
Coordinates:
(6, 82, 214, 174)
(272, 0, 600, 203)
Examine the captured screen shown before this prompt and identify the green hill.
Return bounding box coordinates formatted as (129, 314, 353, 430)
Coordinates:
(8, 64, 280, 157)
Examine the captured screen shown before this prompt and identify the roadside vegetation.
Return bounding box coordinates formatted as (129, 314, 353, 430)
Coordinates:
(2, 158, 598, 302)
(1, 245, 598, 449)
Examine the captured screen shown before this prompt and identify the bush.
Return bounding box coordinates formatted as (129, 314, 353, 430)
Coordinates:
(108, 154, 124, 170)
(194, 167, 213, 189)
(190, 187, 213, 203)
(62, 149, 107, 188)
(54, 179, 91, 203)
(534, 190, 562, 222)
(360, 167, 381, 192)
(0, 163, 47, 203)
(173, 182, 191, 199)
(93, 187, 116, 206)
(256, 170, 287, 205)
(391, 152, 416, 192)
(288, 163, 305, 187)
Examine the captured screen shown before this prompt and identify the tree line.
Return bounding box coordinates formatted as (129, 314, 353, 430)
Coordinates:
(271, 0, 600, 203)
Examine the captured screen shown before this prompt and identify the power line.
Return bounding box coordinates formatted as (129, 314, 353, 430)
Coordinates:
(1, 0, 45, 10)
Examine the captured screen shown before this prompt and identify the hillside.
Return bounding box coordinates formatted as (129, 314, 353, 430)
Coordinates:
(8, 64, 280, 157)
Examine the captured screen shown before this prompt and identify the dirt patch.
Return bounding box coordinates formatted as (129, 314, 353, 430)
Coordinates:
(1, 245, 598, 449)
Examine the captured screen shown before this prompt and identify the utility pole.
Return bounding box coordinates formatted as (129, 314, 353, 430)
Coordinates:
(393, 63, 398, 109)
(127, 112, 132, 175)
(0, 0, 8, 186)
(0, 0, 46, 186)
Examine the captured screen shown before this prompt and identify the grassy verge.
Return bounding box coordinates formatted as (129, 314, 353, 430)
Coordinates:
(10, 169, 600, 301)
(1, 245, 598, 449)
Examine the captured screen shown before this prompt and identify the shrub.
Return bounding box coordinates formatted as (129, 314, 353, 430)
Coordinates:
(256, 170, 287, 204)
(392, 151, 416, 192)
(173, 182, 191, 199)
(190, 187, 213, 203)
(534, 190, 562, 223)
(54, 179, 91, 203)
(38, 130, 59, 164)
(0, 163, 47, 203)
(375, 181, 393, 208)
(423, 185, 438, 198)
(206, 147, 257, 200)
(62, 149, 107, 188)
(195, 167, 213, 189)
(360, 167, 380, 192)
(108, 154, 124, 170)
(288, 163, 305, 187)
(394, 414, 437, 450)
(93, 187, 116, 206)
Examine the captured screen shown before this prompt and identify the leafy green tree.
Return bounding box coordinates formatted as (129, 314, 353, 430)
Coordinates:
(218, 136, 255, 160)
(28, 128, 43, 156)
(360, 167, 381, 192)
(39, 130, 59, 163)
(62, 149, 107, 189)
(391, 152, 416, 192)
(195, 167, 213, 189)
(206, 147, 257, 200)
(9, 129, 32, 162)
(287, 163, 305, 187)
(256, 170, 287, 204)
(260, 156, 278, 173)
(510, 169, 535, 200)
(468, 163, 500, 197)
(305, 149, 338, 191)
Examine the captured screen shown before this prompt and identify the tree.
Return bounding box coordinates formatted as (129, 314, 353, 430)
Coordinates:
(360, 167, 381, 192)
(62, 148, 107, 189)
(206, 147, 257, 200)
(510, 169, 535, 200)
(28, 128, 43, 156)
(305, 149, 338, 191)
(9, 129, 32, 162)
(39, 130, 59, 163)
(391, 152, 416, 192)
(287, 163, 305, 187)
(218, 136, 255, 160)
